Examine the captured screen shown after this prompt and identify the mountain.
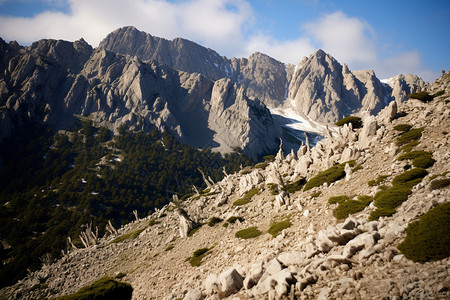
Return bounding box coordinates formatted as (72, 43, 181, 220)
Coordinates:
(99, 26, 427, 123)
(0, 36, 278, 157)
(2, 71, 448, 300)
(1, 27, 427, 158)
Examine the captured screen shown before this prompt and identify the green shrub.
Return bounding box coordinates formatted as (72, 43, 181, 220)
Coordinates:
(433, 90, 445, 97)
(56, 277, 132, 300)
(408, 91, 434, 102)
(114, 273, 126, 279)
(398, 151, 435, 168)
(352, 164, 363, 172)
(255, 162, 269, 169)
(233, 188, 259, 206)
(282, 178, 306, 194)
(226, 216, 244, 224)
(187, 224, 202, 237)
(268, 219, 292, 238)
(267, 183, 279, 195)
(394, 124, 412, 132)
(235, 227, 262, 239)
(430, 178, 450, 190)
(148, 219, 160, 226)
(207, 217, 223, 227)
(357, 195, 373, 205)
(181, 193, 194, 201)
(311, 191, 321, 198)
(335, 200, 368, 220)
(373, 187, 412, 210)
(396, 128, 424, 146)
(369, 207, 397, 221)
(189, 247, 210, 267)
(401, 140, 420, 153)
(398, 202, 450, 262)
(303, 161, 355, 191)
(392, 168, 428, 187)
(111, 228, 145, 244)
(368, 175, 389, 187)
(164, 245, 174, 251)
(328, 195, 350, 204)
(412, 156, 435, 168)
(263, 155, 276, 162)
(239, 166, 253, 175)
(335, 116, 362, 128)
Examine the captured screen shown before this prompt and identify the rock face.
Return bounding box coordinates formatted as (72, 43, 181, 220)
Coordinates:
(0, 37, 277, 156)
(99, 27, 289, 107)
(287, 50, 418, 123)
(0, 28, 428, 157)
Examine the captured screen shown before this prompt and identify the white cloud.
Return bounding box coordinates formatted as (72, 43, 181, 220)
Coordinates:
(300, 11, 436, 82)
(0, 2, 436, 81)
(0, 0, 253, 56)
(245, 33, 315, 64)
(303, 11, 377, 68)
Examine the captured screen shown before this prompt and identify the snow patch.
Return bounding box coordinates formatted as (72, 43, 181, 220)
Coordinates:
(269, 103, 335, 136)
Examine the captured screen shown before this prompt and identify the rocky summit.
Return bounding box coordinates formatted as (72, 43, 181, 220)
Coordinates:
(1, 26, 426, 157)
(2, 70, 449, 299)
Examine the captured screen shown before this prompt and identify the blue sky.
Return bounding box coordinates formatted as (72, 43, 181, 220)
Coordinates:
(0, 0, 448, 82)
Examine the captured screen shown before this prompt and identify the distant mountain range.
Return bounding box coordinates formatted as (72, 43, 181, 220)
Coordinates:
(0, 26, 427, 157)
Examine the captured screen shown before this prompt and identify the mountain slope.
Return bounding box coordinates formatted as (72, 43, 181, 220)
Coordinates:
(0, 37, 278, 157)
(3, 71, 448, 300)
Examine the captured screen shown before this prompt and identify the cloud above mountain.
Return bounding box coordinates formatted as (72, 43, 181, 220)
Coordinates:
(0, 0, 437, 81)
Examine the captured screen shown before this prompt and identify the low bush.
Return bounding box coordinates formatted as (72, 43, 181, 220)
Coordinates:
(267, 183, 279, 195)
(335, 200, 369, 220)
(263, 155, 276, 162)
(398, 202, 450, 262)
(328, 195, 350, 204)
(368, 175, 389, 187)
(268, 219, 292, 238)
(335, 116, 362, 128)
(189, 247, 210, 267)
(233, 188, 259, 206)
(394, 124, 412, 132)
(207, 217, 223, 227)
(396, 128, 424, 146)
(282, 178, 306, 194)
(164, 245, 174, 251)
(311, 191, 321, 198)
(430, 178, 450, 190)
(373, 187, 412, 210)
(187, 224, 202, 237)
(433, 90, 445, 97)
(392, 168, 428, 187)
(148, 219, 161, 226)
(408, 91, 434, 102)
(226, 216, 244, 224)
(56, 277, 133, 300)
(114, 273, 126, 279)
(239, 166, 253, 175)
(352, 164, 363, 172)
(255, 162, 269, 169)
(369, 207, 397, 221)
(398, 151, 435, 168)
(235, 227, 262, 239)
(303, 161, 355, 191)
(401, 140, 420, 153)
(111, 228, 145, 244)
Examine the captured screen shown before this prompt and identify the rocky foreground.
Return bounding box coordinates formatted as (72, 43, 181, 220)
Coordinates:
(1, 75, 449, 299)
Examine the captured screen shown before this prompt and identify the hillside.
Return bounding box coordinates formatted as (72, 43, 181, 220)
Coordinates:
(3, 72, 448, 300)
